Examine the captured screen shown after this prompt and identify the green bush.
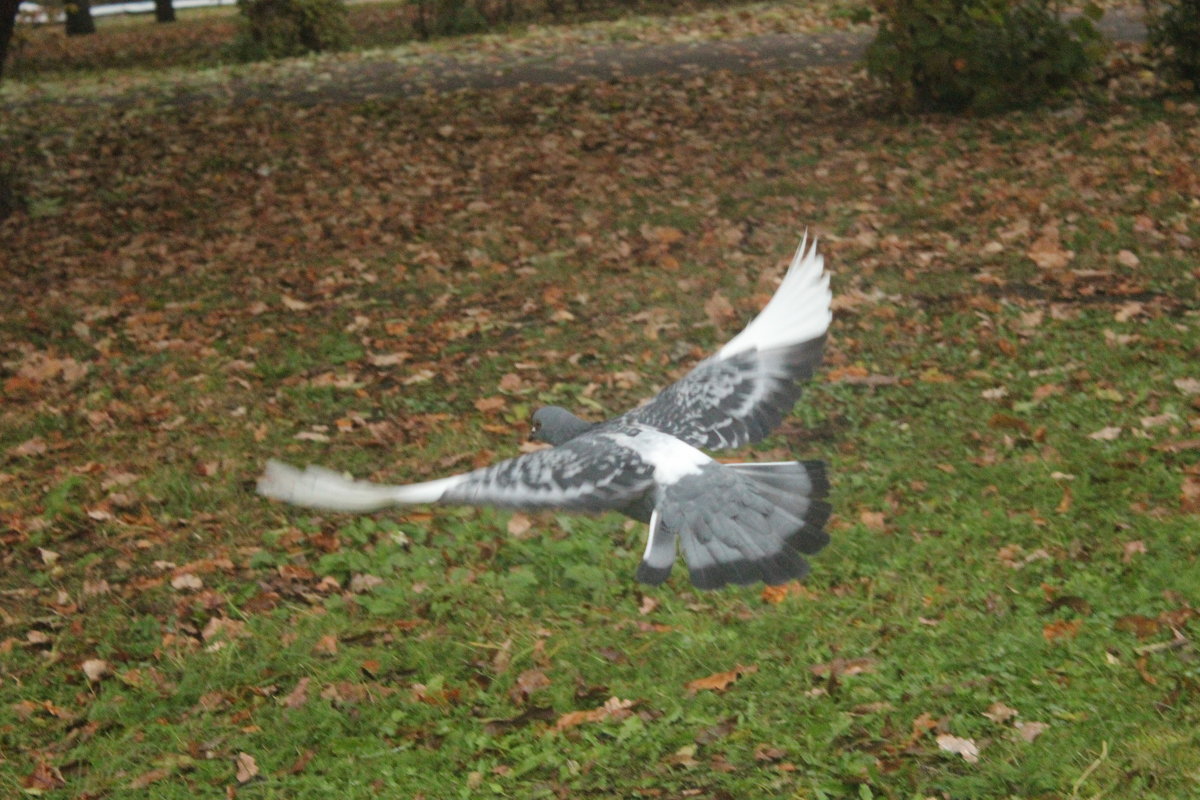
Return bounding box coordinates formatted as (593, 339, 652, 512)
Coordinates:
(410, 0, 491, 38)
(234, 0, 352, 60)
(1145, 0, 1200, 84)
(866, 0, 1106, 113)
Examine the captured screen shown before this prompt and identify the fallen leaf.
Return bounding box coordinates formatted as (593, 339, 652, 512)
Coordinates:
(171, 573, 203, 591)
(312, 634, 338, 655)
(809, 657, 876, 678)
(1122, 540, 1147, 563)
(1114, 614, 1160, 639)
(282, 677, 311, 709)
(1027, 229, 1073, 270)
(128, 767, 172, 789)
(9, 436, 48, 457)
(1173, 377, 1200, 395)
(474, 396, 506, 413)
(552, 696, 635, 731)
(22, 760, 66, 791)
(1014, 720, 1050, 742)
(704, 291, 736, 328)
(936, 733, 980, 763)
(1042, 619, 1083, 642)
(1182, 476, 1200, 514)
(235, 752, 259, 783)
(1088, 426, 1122, 441)
(509, 668, 551, 704)
(281, 295, 310, 311)
(507, 512, 534, 538)
(859, 510, 886, 532)
(982, 702, 1018, 724)
(685, 664, 758, 695)
(82, 658, 110, 682)
(1116, 249, 1140, 268)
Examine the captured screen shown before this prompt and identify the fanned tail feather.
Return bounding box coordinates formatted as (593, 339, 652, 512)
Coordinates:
(639, 459, 831, 590)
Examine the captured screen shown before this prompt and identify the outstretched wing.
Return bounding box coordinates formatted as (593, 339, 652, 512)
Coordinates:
(441, 432, 657, 512)
(619, 237, 831, 450)
(259, 432, 659, 515)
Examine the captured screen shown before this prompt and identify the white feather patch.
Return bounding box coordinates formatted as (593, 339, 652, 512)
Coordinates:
(718, 235, 831, 358)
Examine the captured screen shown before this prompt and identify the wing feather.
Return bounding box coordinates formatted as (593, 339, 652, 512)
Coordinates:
(620, 238, 830, 450)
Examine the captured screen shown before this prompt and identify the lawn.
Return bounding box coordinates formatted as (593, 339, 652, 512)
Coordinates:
(2, 3, 1199, 798)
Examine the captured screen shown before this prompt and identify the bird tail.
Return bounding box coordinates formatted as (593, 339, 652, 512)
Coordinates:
(256, 460, 462, 512)
(637, 460, 831, 590)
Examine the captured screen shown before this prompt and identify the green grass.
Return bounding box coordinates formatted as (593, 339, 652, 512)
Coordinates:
(2, 9, 1199, 797)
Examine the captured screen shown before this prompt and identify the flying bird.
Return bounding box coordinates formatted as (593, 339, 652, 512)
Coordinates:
(258, 237, 832, 590)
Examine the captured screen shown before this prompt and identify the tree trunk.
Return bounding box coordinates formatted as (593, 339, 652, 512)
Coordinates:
(0, 0, 19, 81)
(155, 0, 177, 23)
(66, 0, 97, 36)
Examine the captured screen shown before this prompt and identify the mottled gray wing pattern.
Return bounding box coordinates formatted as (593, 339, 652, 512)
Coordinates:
(619, 336, 825, 451)
(441, 432, 656, 513)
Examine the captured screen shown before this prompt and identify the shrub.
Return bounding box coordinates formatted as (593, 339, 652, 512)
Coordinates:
(234, 0, 352, 60)
(1144, 0, 1200, 84)
(866, 0, 1106, 113)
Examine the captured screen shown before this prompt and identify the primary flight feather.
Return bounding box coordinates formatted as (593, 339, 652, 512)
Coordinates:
(259, 236, 832, 590)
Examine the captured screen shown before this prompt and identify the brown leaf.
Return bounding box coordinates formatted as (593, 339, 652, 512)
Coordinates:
(9, 436, 48, 457)
(685, 664, 758, 695)
(809, 657, 876, 678)
(859, 510, 886, 532)
(1122, 540, 1147, 563)
(552, 696, 635, 732)
(507, 512, 534, 539)
(1042, 619, 1082, 642)
(1114, 614, 1160, 639)
(235, 752, 259, 783)
(22, 760, 66, 791)
(313, 634, 339, 655)
(282, 677, 311, 710)
(1088, 426, 1122, 441)
(982, 702, 1018, 724)
(1182, 476, 1200, 514)
(474, 396, 506, 413)
(287, 749, 316, 775)
(509, 668, 552, 704)
(128, 767, 172, 789)
(704, 291, 736, 328)
(1014, 720, 1050, 742)
(1027, 228, 1073, 270)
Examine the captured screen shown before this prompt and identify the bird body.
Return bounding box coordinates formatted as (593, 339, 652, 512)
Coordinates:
(259, 237, 833, 590)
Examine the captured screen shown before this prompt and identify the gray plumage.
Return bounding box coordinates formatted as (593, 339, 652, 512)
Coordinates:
(258, 237, 833, 590)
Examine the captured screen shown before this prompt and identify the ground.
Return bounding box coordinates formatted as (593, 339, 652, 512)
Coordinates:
(1, 2, 1199, 798)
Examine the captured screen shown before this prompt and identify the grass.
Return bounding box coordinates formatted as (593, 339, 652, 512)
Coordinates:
(2, 4, 1200, 797)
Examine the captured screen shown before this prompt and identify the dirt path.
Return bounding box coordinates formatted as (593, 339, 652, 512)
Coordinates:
(213, 8, 1145, 106)
(11, 8, 1148, 108)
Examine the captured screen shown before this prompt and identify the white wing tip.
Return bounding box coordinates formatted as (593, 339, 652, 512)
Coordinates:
(717, 233, 831, 358)
(257, 459, 400, 512)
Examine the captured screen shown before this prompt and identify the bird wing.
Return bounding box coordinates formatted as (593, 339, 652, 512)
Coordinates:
(441, 431, 658, 512)
(619, 236, 831, 451)
(260, 430, 661, 515)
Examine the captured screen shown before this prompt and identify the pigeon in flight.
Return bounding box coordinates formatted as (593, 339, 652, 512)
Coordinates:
(258, 237, 832, 590)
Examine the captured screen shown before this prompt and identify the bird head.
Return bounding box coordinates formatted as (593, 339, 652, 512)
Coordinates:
(530, 406, 595, 446)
